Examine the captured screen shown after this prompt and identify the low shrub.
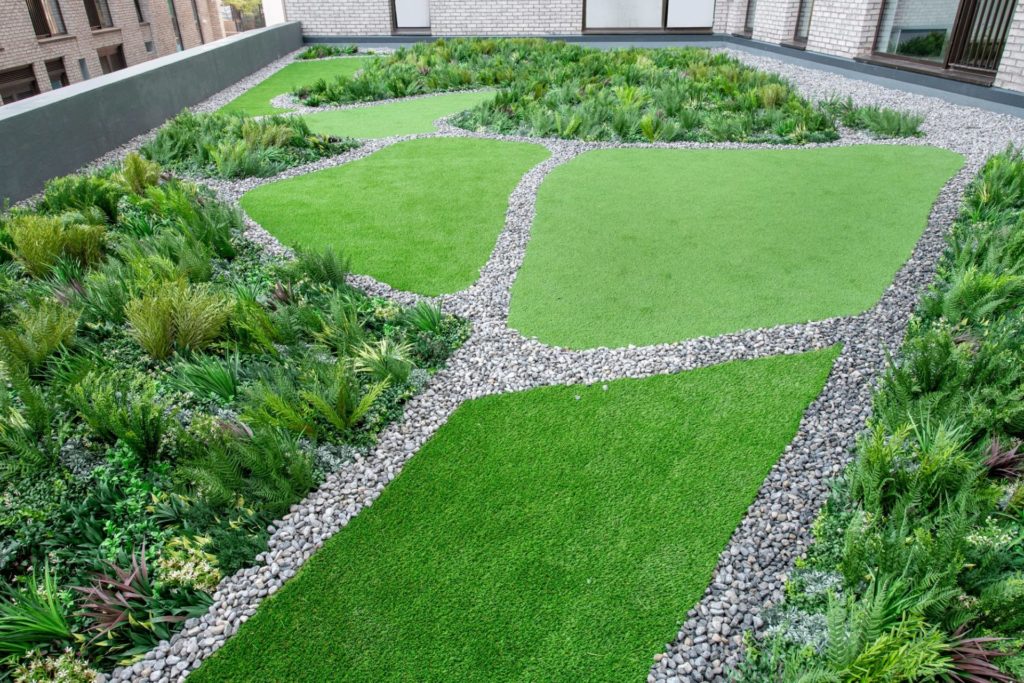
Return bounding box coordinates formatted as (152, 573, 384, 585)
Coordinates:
(297, 44, 358, 59)
(141, 111, 359, 179)
(820, 95, 925, 138)
(300, 38, 837, 144)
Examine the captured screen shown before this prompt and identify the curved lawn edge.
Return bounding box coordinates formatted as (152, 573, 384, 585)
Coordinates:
(240, 137, 550, 296)
(190, 347, 839, 683)
(301, 90, 496, 138)
(508, 144, 964, 349)
(217, 57, 370, 116)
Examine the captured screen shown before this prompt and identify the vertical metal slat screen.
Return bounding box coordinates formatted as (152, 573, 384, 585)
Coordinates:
(950, 0, 1018, 72)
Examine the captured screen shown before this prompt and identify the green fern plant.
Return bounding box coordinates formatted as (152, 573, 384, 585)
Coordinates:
(0, 300, 78, 375)
(176, 423, 313, 516)
(67, 369, 173, 462)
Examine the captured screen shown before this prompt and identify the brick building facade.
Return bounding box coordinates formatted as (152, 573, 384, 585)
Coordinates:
(0, 0, 225, 104)
(281, 0, 1024, 93)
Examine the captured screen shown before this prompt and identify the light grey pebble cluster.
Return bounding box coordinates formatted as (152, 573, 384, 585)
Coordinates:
(89, 46, 1024, 683)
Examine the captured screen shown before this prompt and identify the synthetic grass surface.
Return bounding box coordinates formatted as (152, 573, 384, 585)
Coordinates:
(191, 347, 839, 683)
(303, 90, 495, 138)
(508, 145, 963, 348)
(241, 137, 549, 295)
(219, 58, 368, 116)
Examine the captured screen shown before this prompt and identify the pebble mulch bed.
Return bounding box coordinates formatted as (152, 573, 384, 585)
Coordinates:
(87, 46, 1024, 683)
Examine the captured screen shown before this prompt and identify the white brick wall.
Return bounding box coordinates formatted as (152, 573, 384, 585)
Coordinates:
(285, 0, 391, 36)
(995, 0, 1024, 91)
(430, 1, 580, 35)
(282, 0, 1024, 94)
(804, 0, 882, 58)
(751, 0, 801, 43)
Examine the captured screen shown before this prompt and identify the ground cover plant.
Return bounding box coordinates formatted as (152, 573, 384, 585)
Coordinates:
(733, 148, 1024, 681)
(191, 348, 838, 682)
(0, 155, 467, 677)
(140, 110, 358, 179)
(297, 44, 359, 60)
(302, 90, 495, 138)
(820, 95, 926, 138)
(296, 38, 925, 144)
(219, 57, 368, 116)
(241, 137, 550, 295)
(508, 145, 962, 348)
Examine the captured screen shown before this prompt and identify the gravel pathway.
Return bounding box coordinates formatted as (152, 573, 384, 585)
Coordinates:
(90, 46, 1024, 683)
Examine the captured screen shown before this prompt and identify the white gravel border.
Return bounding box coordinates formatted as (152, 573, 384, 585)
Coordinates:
(76, 45, 1024, 683)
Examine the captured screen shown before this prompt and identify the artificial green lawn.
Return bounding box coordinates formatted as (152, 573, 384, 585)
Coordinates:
(241, 137, 550, 295)
(219, 57, 369, 116)
(192, 347, 838, 683)
(303, 90, 495, 138)
(508, 145, 963, 349)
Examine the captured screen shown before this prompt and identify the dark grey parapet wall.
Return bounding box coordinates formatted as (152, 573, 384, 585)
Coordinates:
(1, 22, 303, 204)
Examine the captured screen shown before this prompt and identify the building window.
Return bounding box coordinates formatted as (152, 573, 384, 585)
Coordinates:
(45, 58, 69, 89)
(144, 40, 155, 52)
(134, 0, 146, 22)
(189, 0, 205, 43)
(794, 0, 814, 44)
(97, 44, 127, 73)
(26, 0, 67, 38)
(744, 0, 758, 35)
(83, 0, 114, 29)
(78, 57, 90, 80)
(167, 0, 184, 50)
(581, 0, 715, 31)
(874, 0, 1016, 78)
(0, 65, 41, 105)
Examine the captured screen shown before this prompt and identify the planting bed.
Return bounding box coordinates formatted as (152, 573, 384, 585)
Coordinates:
(5, 37, 1024, 683)
(219, 57, 368, 116)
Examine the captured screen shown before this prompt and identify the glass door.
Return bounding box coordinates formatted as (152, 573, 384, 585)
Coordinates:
(392, 0, 430, 33)
(666, 0, 716, 28)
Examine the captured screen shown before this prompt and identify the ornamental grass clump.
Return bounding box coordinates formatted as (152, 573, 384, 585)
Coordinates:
(0, 151, 468, 675)
(734, 148, 1024, 681)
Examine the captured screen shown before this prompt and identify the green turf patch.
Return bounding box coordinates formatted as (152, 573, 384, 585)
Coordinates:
(241, 137, 549, 295)
(303, 90, 495, 139)
(192, 347, 839, 683)
(219, 58, 369, 117)
(508, 145, 963, 349)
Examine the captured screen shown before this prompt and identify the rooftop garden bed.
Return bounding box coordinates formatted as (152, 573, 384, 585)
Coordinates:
(140, 111, 358, 180)
(296, 39, 925, 144)
(0, 155, 466, 677)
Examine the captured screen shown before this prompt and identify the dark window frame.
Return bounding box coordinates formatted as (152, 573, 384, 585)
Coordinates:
(869, 0, 1017, 83)
(0, 64, 41, 105)
(793, 0, 814, 45)
(580, 0, 715, 34)
(166, 0, 184, 50)
(83, 0, 114, 29)
(189, 0, 205, 43)
(26, 0, 67, 38)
